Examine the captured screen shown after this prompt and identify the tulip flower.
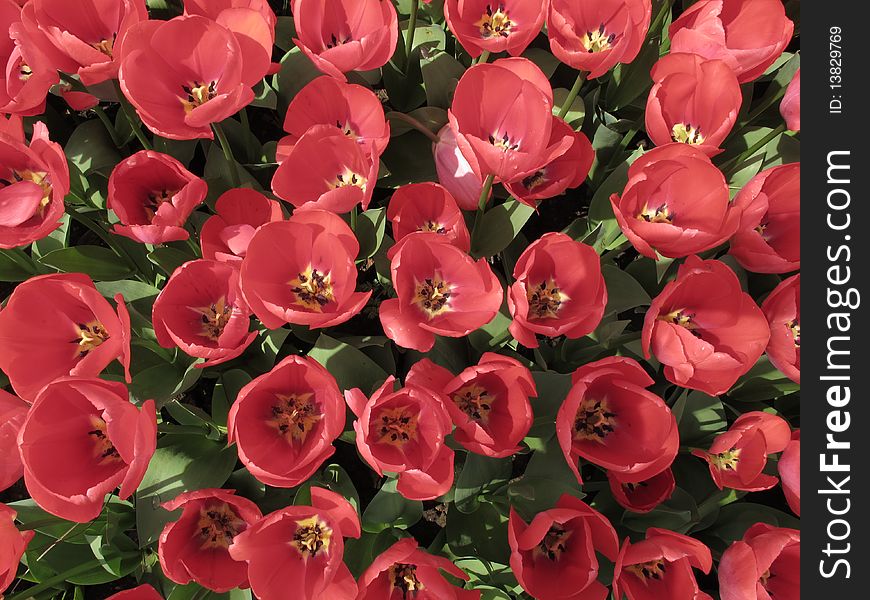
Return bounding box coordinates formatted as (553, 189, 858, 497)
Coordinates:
(557, 357, 678, 484)
(0, 0, 58, 116)
(645, 54, 742, 155)
(669, 0, 794, 83)
(21, 0, 147, 85)
(407, 353, 536, 458)
(118, 15, 255, 139)
(718, 523, 799, 600)
(761, 274, 799, 384)
(692, 411, 791, 492)
(18, 377, 157, 522)
(159, 488, 263, 592)
(730, 163, 800, 274)
(387, 182, 471, 252)
(357, 537, 481, 600)
(107, 150, 208, 245)
(608, 468, 676, 514)
(445, 0, 548, 59)
(779, 430, 799, 516)
(240, 209, 371, 329)
(508, 494, 619, 600)
(0, 503, 33, 596)
(0, 120, 69, 249)
(200, 188, 284, 266)
(613, 528, 713, 600)
(548, 0, 652, 78)
(610, 144, 739, 259)
(0, 273, 131, 400)
(152, 259, 258, 368)
(227, 355, 346, 488)
(346, 375, 455, 501)
(277, 75, 389, 164)
(106, 585, 164, 600)
(642, 256, 770, 395)
(379, 232, 503, 352)
(0, 389, 27, 492)
(291, 0, 398, 81)
(228, 487, 361, 600)
(780, 68, 800, 131)
(508, 232, 606, 348)
(433, 124, 485, 211)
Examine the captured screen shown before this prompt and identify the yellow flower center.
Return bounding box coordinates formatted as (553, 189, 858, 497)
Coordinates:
(191, 297, 232, 341)
(637, 203, 674, 224)
(17, 59, 32, 81)
(90, 34, 116, 58)
(527, 279, 568, 319)
(573, 397, 617, 442)
(628, 559, 667, 582)
(521, 169, 547, 191)
(197, 504, 246, 549)
(74, 321, 109, 358)
(330, 167, 367, 192)
(413, 277, 452, 318)
(419, 220, 447, 234)
(87, 415, 123, 465)
(292, 516, 332, 559)
(787, 319, 800, 347)
(453, 384, 493, 423)
(580, 25, 615, 53)
(376, 407, 419, 447)
(659, 308, 696, 330)
(389, 563, 424, 595)
(268, 392, 321, 443)
(533, 524, 572, 562)
(290, 266, 335, 312)
(488, 132, 520, 152)
(181, 81, 217, 114)
(711, 449, 741, 472)
(475, 4, 514, 39)
(671, 123, 705, 145)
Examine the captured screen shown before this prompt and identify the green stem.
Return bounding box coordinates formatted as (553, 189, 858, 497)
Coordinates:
(405, 0, 419, 63)
(557, 72, 587, 119)
(721, 124, 787, 175)
(471, 174, 495, 240)
(212, 122, 241, 187)
(475, 50, 491, 65)
(239, 108, 257, 162)
(5, 552, 140, 600)
(112, 79, 152, 150)
(387, 111, 440, 143)
(350, 206, 359, 231)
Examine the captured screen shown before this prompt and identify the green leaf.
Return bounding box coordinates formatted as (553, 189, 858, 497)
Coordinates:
(0, 249, 38, 282)
(148, 246, 193, 276)
(129, 352, 203, 408)
(95, 280, 160, 301)
(605, 35, 659, 110)
(455, 454, 512, 514)
(212, 369, 253, 428)
(361, 478, 423, 533)
(601, 264, 651, 315)
(622, 487, 699, 534)
(39, 246, 134, 281)
(308, 333, 389, 393)
(272, 48, 324, 112)
(387, 107, 448, 137)
(673, 390, 727, 447)
(356, 208, 388, 260)
(509, 436, 583, 518)
(65, 120, 122, 175)
(552, 88, 586, 128)
(31, 213, 70, 259)
(471, 199, 535, 258)
(421, 51, 465, 109)
(447, 501, 510, 564)
(379, 130, 439, 187)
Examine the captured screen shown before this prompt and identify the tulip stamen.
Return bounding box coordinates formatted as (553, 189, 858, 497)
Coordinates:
(90, 33, 117, 58)
(659, 308, 700, 334)
(580, 24, 616, 53)
(754, 221, 770, 240)
(290, 265, 335, 312)
(73, 321, 109, 358)
(326, 32, 351, 49)
(672, 123, 706, 145)
(181, 81, 217, 114)
(488, 132, 520, 152)
(533, 524, 572, 561)
(419, 220, 447, 234)
(268, 392, 322, 442)
(622, 480, 649, 494)
(475, 4, 514, 39)
(711, 449, 741, 471)
(17, 59, 32, 81)
(331, 167, 367, 191)
(573, 397, 617, 442)
(87, 416, 122, 465)
(414, 277, 452, 318)
(190, 297, 232, 341)
(11, 169, 52, 214)
(787, 319, 800, 347)
(453, 384, 493, 423)
(336, 120, 357, 140)
(197, 504, 245, 549)
(628, 559, 667, 581)
(527, 279, 569, 319)
(292, 516, 332, 559)
(521, 169, 547, 191)
(389, 562, 424, 596)
(638, 203, 674, 224)
(144, 189, 176, 220)
(377, 407, 419, 446)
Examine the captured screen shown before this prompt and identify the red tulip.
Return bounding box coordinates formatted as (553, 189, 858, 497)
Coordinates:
(645, 54, 742, 155)
(508, 232, 606, 348)
(346, 375, 455, 501)
(152, 259, 258, 368)
(779, 430, 799, 516)
(240, 209, 371, 329)
(761, 274, 799, 384)
(0, 273, 131, 400)
(277, 75, 389, 164)
(548, 0, 652, 78)
(227, 355, 346, 487)
(718, 523, 799, 600)
(434, 124, 485, 211)
(387, 182, 471, 253)
(610, 144, 739, 259)
(730, 163, 800, 274)
(0, 503, 33, 596)
(780, 68, 800, 132)
(613, 528, 713, 600)
(106, 584, 163, 600)
(557, 357, 678, 484)
(158, 488, 263, 592)
(357, 537, 481, 600)
(444, 0, 548, 59)
(691, 411, 791, 492)
(0, 389, 27, 492)
(407, 353, 536, 458)
(271, 124, 378, 213)
(21, 0, 147, 85)
(379, 232, 503, 352)
(291, 0, 398, 80)
(508, 494, 619, 600)
(228, 487, 361, 600)
(448, 58, 573, 183)
(642, 256, 770, 395)
(0, 0, 58, 116)
(669, 0, 794, 83)
(504, 117, 594, 207)
(608, 468, 676, 514)
(183, 0, 277, 86)
(107, 150, 208, 245)
(118, 15, 254, 140)
(0, 120, 69, 249)
(18, 377, 156, 522)
(200, 188, 284, 266)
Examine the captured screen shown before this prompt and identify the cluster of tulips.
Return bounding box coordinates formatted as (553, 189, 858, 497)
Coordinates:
(0, 0, 799, 599)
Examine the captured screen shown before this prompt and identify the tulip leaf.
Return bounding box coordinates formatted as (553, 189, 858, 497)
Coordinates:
(65, 120, 123, 175)
(0, 249, 39, 282)
(361, 478, 424, 533)
(421, 51, 465, 109)
(471, 199, 535, 259)
(455, 454, 512, 514)
(447, 502, 510, 564)
(38, 246, 134, 281)
(308, 333, 390, 394)
(355, 207, 387, 260)
(601, 264, 651, 316)
(672, 390, 727, 447)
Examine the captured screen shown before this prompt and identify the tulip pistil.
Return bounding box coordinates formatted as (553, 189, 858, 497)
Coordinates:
(326, 32, 351, 49)
(377, 407, 419, 446)
(488, 132, 520, 152)
(87, 416, 122, 464)
(528, 279, 569, 319)
(144, 189, 176, 220)
(292, 516, 332, 558)
(181, 81, 217, 114)
(197, 504, 245, 549)
(628, 559, 667, 581)
(290, 265, 335, 312)
(419, 220, 447, 234)
(573, 397, 617, 442)
(638, 203, 674, 224)
(475, 4, 514, 39)
(191, 297, 232, 341)
(331, 167, 367, 191)
(672, 123, 705, 145)
(17, 59, 32, 81)
(414, 277, 452, 318)
(580, 24, 616, 53)
(660, 308, 697, 332)
(268, 392, 322, 442)
(787, 319, 800, 347)
(389, 562, 425, 596)
(534, 524, 572, 561)
(711, 449, 741, 471)
(90, 33, 117, 58)
(74, 321, 109, 358)
(453, 384, 493, 423)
